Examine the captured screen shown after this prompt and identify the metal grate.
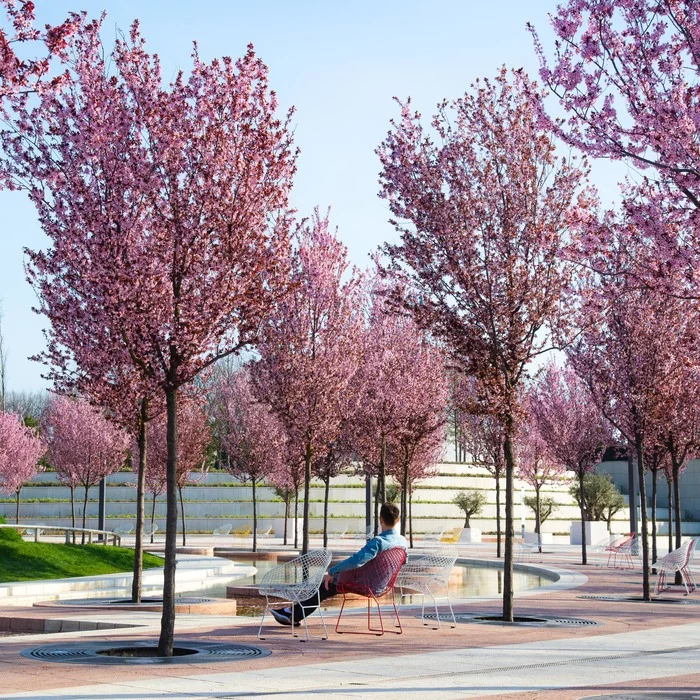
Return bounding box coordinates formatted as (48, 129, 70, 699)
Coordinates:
(422, 612, 599, 627)
(578, 594, 700, 605)
(21, 640, 271, 665)
(582, 694, 700, 700)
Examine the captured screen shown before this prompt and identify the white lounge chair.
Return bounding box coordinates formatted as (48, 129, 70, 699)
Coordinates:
(398, 547, 459, 628)
(257, 548, 333, 642)
(654, 538, 697, 595)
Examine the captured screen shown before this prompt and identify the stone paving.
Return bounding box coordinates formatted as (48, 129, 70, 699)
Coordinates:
(0, 540, 699, 699)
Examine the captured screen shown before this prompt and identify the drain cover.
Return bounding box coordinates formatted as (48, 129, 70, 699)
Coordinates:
(578, 595, 700, 605)
(583, 694, 700, 700)
(21, 640, 271, 665)
(50, 597, 217, 606)
(422, 613, 599, 627)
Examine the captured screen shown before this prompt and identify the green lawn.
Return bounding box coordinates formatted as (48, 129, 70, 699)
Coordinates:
(0, 526, 163, 583)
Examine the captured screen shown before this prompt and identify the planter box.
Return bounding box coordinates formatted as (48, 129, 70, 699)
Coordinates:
(570, 520, 608, 545)
(524, 531, 553, 545)
(459, 527, 482, 544)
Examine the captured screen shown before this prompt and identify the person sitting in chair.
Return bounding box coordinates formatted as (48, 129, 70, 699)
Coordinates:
(271, 502, 407, 626)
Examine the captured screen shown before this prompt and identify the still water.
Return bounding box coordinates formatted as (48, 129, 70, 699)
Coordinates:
(180, 559, 550, 617)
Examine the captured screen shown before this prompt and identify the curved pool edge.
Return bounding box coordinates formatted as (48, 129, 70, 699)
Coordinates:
(458, 557, 588, 599)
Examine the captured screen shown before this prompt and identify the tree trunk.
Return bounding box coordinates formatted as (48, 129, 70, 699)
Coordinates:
(132, 398, 148, 603)
(634, 435, 650, 601)
(151, 492, 157, 544)
(373, 470, 380, 536)
(178, 485, 186, 547)
(158, 383, 179, 657)
(409, 487, 414, 548)
(650, 467, 657, 569)
(302, 439, 312, 555)
(673, 461, 683, 585)
(294, 490, 299, 549)
(579, 471, 587, 565)
(502, 418, 515, 622)
(666, 476, 673, 555)
(400, 448, 409, 536)
(252, 479, 258, 553)
(15, 486, 21, 524)
(378, 435, 387, 506)
(322, 477, 330, 549)
(81, 485, 90, 544)
(70, 485, 76, 544)
(495, 476, 502, 558)
(283, 494, 289, 546)
(535, 484, 542, 553)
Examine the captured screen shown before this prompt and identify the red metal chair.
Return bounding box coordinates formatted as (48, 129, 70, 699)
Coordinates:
(335, 546, 407, 636)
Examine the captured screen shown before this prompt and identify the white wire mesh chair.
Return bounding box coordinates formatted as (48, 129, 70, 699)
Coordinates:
(257, 548, 332, 641)
(397, 546, 459, 629)
(654, 538, 697, 595)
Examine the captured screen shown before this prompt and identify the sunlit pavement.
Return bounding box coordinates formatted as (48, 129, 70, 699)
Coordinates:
(0, 539, 699, 700)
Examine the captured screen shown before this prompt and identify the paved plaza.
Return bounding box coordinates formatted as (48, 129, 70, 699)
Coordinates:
(1, 540, 699, 700)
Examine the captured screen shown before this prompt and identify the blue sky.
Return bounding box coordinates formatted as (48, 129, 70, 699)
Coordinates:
(0, 1, 629, 392)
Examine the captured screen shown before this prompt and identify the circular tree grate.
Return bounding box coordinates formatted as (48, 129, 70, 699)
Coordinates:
(422, 613, 599, 627)
(578, 595, 700, 605)
(21, 640, 271, 665)
(582, 694, 700, 700)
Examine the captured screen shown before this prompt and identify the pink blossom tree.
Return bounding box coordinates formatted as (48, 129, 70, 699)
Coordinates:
(528, 363, 610, 564)
(312, 436, 353, 547)
(568, 249, 697, 598)
(214, 367, 286, 552)
(390, 342, 448, 538)
(530, 2, 700, 212)
(0, 409, 45, 522)
(378, 68, 590, 620)
(8, 21, 296, 654)
(352, 275, 444, 534)
(644, 435, 670, 565)
(0, 1, 82, 115)
(515, 401, 565, 551)
(387, 423, 445, 547)
(454, 375, 506, 557)
(656, 362, 700, 561)
(43, 396, 128, 542)
(253, 210, 364, 554)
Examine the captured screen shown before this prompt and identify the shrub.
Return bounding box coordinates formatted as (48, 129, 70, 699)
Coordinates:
(453, 491, 487, 528)
(524, 495, 558, 527)
(569, 473, 626, 527)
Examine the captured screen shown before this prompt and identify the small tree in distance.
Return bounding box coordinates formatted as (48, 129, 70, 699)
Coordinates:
(529, 363, 610, 565)
(216, 368, 287, 552)
(569, 473, 626, 531)
(44, 396, 128, 542)
(0, 410, 45, 522)
(453, 491, 486, 529)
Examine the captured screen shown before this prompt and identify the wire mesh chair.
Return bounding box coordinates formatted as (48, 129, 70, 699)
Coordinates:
(606, 532, 636, 569)
(397, 547, 459, 629)
(257, 548, 332, 642)
(335, 546, 407, 636)
(654, 538, 697, 595)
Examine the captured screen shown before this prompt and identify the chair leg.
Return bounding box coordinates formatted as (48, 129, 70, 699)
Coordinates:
(444, 590, 457, 628)
(427, 588, 440, 630)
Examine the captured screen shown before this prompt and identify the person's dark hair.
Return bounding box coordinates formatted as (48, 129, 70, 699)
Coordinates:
(380, 502, 400, 527)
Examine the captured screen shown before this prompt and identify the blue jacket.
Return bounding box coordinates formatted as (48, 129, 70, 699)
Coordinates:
(329, 527, 407, 576)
